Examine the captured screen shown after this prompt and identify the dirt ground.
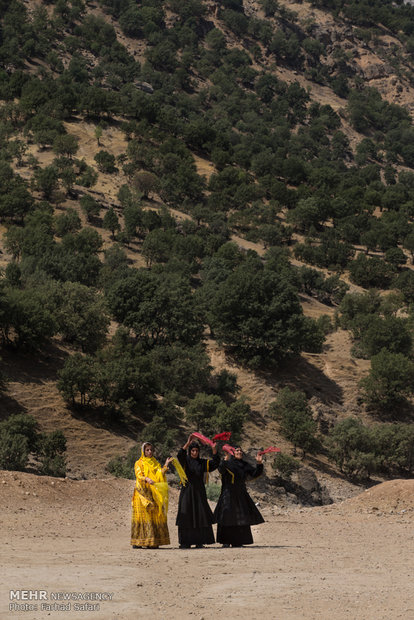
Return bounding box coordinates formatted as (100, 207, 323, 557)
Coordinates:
(1, 472, 413, 620)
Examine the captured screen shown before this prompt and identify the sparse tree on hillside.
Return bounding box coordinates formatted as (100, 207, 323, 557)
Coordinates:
(32, 165, 59, 200)
(269, 387, 319, 457)
(106, 270, 205, 348)
(57, 353, 95, 406)
(80, 195, 102, 221)
(141, 229, 174, 266)
(209, 259, 317, 365)
(59, 165, 77, 196)
(94, 125, 103, 146)
(54, 208, 82, 237)
(56, 282, 110, 353)
(52, 134, 79, 159)
(131, 170, 159, 199)
(359, 349, 414, 410)
(186, 392, 249, 442)
(103, 207, 120, 239)
(123, 204, 143, 239)
(94, 150, 117, 174)
(327, 418, 376, 480)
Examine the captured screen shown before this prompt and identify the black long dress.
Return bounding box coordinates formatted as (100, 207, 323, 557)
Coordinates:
(175, 448, 219, 547)
(213, 456, 264, 546)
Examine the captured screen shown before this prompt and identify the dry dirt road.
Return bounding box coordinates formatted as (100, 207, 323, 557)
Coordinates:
(1, 472, 413, 620)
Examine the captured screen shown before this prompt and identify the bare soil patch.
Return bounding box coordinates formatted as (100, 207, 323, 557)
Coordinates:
(1, 472, 413, 620)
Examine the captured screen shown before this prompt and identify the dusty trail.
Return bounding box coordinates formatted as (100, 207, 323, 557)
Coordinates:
(1, 473, 413, 620)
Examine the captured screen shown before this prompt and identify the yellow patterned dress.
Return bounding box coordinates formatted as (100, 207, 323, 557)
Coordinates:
(131, 452, 170, 548)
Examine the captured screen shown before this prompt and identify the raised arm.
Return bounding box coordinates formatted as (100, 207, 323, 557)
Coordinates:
(207, 443, 220, 472)
(218, 453, 231, 474)
(177, 447, 187, 468)
(182, 433, 194, 450)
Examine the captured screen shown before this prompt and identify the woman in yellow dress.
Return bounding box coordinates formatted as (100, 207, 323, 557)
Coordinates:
(131, 442, 173, 549)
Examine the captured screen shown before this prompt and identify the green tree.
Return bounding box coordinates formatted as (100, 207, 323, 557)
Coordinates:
(359, 316, 412, 358)
(272, 452, 300, 480)
(57, 353, 95, 405)
(403, 232, 414, 264)
(52, 134, 79, 158)
(94, 125, 102, 146)
(131, 170, 159, 199)
(395, 270, 414, 303)
(209, 259, 314, 364)
(80, 194, 101, 221)
(2, 287, 57, 349)
(385, 247, 406, 268)
(54, 208, 81, 237)
(90, 342, 156, 412)
(360, 349, 414, 410)
(123, 204, 143, 239)
(103, 207, 120, 239)
(141, 229, 175, 266)
(186, 392, 249, 442)
(32, 165, 59, 200)
(349, 254, 395, 289)
(147, 343, 212, 398)
(269, 387, 319, 457)
(327, 418, 376, 480)
(56, 282, 110, 353)
(107, 270, 205, 348)
(0, 432, 29, 471)
(0, 414, 67, 476)
(94, 150, 117, 173)
(37, 430, 66, 476)
(287, 197, 325, 233)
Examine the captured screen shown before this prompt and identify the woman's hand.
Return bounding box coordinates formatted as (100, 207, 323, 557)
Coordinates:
(224, 452, 230, 461)
(145, 477, 154, 485)
(164, 456, 174, 468)
(256, 452, 263, 464)
(183, 433, 194, 450)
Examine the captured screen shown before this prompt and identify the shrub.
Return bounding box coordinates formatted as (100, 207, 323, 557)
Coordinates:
(0, 414, 66, 476)
(0, 432, 29, 471)
(272, 453, 301, 480)
(327, 417, 414, 479)
(0, 413, 39, 450)
(205, 483, 221, 501)
(39, 452, 66, 477)
(107, 444, 137, 479)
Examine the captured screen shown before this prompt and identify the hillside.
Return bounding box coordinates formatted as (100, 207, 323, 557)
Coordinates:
(0, 0, 414, 501)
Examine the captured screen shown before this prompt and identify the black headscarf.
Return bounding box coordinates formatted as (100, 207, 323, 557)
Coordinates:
(188, 441, 200, 454)
(225, 449, 255, 479)
(186, 441, 204, 475)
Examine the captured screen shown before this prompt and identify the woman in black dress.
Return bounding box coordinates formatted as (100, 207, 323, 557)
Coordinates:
(176, 434, 219, 549)
(214, 446, 264, 547)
